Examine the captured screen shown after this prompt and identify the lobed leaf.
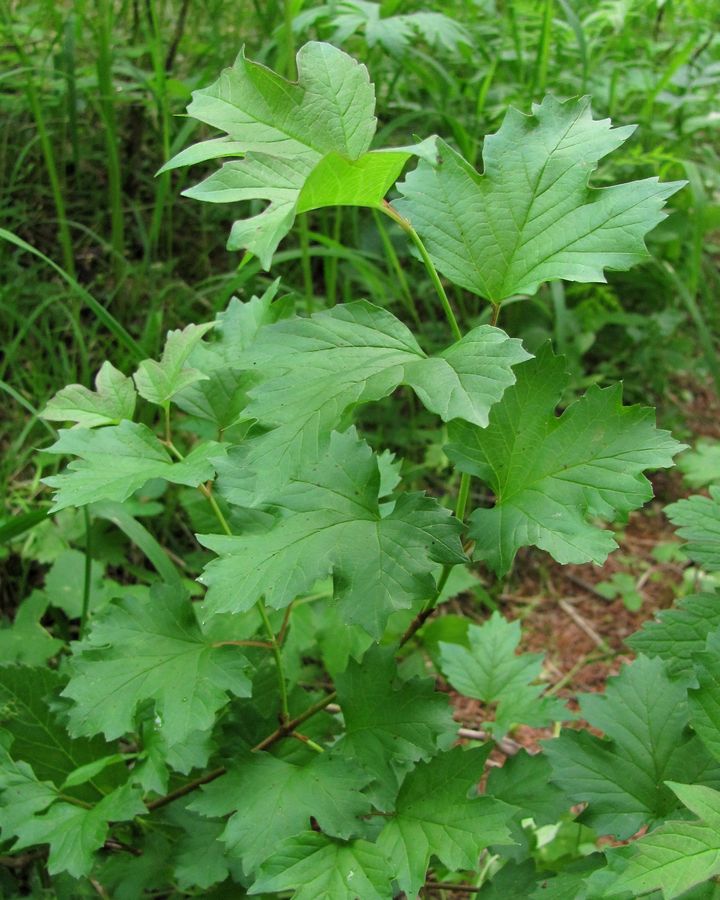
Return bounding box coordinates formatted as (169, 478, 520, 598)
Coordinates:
(396, 96, 683, 303)
(62, 585, 252, 746)
(439, 613, 566, 736)
(447, 345, 683, 575)
(44, 422, 225, 511)
(42, 361, 136, 428)
(200, 430, 465, 637)
(666, 487, 720, 572)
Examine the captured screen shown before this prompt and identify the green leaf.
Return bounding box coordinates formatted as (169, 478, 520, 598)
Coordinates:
(334, 646, 455, 802)
(627, 593, 720, 678)
(200, 430, 465, 637)
(218, 301, 526, 506)
(544, 656, 720, 839)
(42, 361, 136, 428)
(377, 747, 514, 896)
(174, 284, 286, 430)
(678, 441, 720, 489)
(12, 782, 145, 878)
(689, 630, 720, 763)
(0, 667, 118, 794)
(167, 807, 243, 891)
(396, 96, 683, 302)
(189, 752, 372, 874)
(447, 345, 683, 575)
(178, 42, 379, 266)
(44, 422, 224, 511)
(133, 322, 215, 406)
(666, 487, 720, 572)
(439, 613, 566, 737)
(250, 832, 393, 899)
(44, 548, 112, 618)
(62, 585, 252, 746)
(0, 591, 63, 665)
(486, 750, 570, 826)
(590, 783, 720, 899)
(0, 740, 58, 838)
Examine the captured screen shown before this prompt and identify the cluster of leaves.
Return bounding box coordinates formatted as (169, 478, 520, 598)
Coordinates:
(3, 38, 718, 899)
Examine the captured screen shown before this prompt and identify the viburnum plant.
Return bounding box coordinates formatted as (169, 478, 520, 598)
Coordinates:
(5, 41, 720, 898)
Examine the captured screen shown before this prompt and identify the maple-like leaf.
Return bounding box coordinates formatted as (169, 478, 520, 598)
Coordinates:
(42, 361, 136, 428)
(590, 783, 720, 900)
(12, 782, 145, 878)
(333, 646, 455, 803)
(626, 593, 720, 678)
(216, 301, 527, 506)
(377, 747, 514, 897)
(439, 613, 566, 737)
(666, 487, 720, 572)
(43, 422, 224, 511)
(486, 750, 570, 827)
(250, 832, 393, 899)
(446, 345, 683, 575)
(396, 96, 683, 303)
(189, 752, 371, 874)
(199, 430, 465, 637)
(133, 322, 215, 406)
(168, 42, 432, 266)
(62, 585, 252, 746)
(0, 591, 63, 665)
(544, 656, 720, 839)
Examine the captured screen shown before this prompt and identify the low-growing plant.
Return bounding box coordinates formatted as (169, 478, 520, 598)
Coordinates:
(5, 40, 720, 899)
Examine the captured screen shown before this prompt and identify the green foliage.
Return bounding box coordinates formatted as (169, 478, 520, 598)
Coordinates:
(667, 487, 720, 572)
(5, 27, 715, 900)
(395, 96, 683, 304)
(447, 345, 682, 574)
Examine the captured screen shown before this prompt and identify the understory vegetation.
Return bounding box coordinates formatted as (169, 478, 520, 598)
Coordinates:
(1, 1, 719, 897)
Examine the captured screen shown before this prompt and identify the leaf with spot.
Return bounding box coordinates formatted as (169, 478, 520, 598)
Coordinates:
(396, 96, 682, 303)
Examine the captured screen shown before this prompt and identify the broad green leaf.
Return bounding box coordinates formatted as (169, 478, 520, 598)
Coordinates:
(591, 784, 720, 899)
(545, 656, 720, 839)
(334, 646, 455, 802)
(178, 42, 378, 266)
(250, 832, 393, 899)
(12, 782, 145, 878)
(174, 284, 286, 430)
(0, 741, 58, 838)
(447, 345, 683, 575)
(377, 747, 514, 896)
(44, 422, 224, 512)
(679, 441, 720, 489)
(296, 143, 435, 213)
(0, 591, 63, 665)
(189, 752, 371, 873)
(133, 322, 215, 406)
(666, 488, 720, 572)
(166, 807, 243, 891)
(689, 630, 720, 762)
(439, 613, 566, 737)
(98, 833, 174, 900)
(42, 361, 136, 428)
(200, 430, 465, 637)
(62, 585, 252, 746)
(396, 96, 683, 302)
(0, 667, 119, 796)
(486, 750, 570, 826)
(627, 593, 720, 677)
(217, 301, 526, 506)
(528, 856, 606, 900)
